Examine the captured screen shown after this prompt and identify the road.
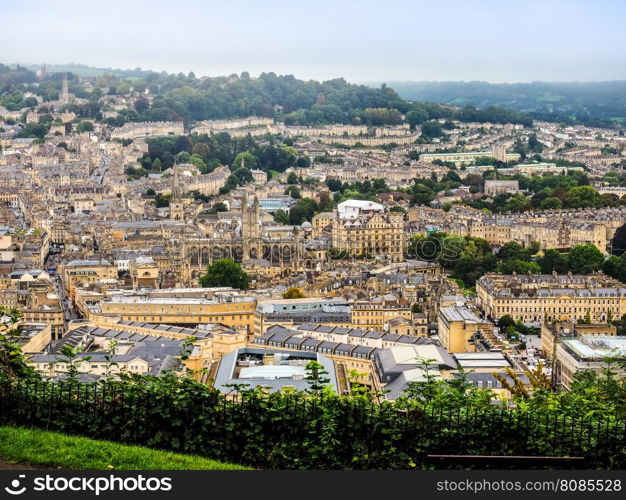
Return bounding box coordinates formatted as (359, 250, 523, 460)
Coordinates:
(44, 254, 79, 329)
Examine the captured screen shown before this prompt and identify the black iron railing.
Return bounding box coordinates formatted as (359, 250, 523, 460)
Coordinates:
(0, 379, 624, 469)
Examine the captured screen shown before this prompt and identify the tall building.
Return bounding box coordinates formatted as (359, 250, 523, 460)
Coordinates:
(182, 195, 307, 282)
(331, 200, 405, 262)
(58, 73, 72, 106)
(170, 168, 184, 221)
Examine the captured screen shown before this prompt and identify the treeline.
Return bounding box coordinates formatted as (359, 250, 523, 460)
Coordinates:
(129, 133, 308, 196)
(406, 103, 533, 128)
(138, 133, 302, 174)
(463, 171, 626, 213)
(2, 64, 535, 129)
(387, 80, 626, 129)
(111, 73, 409, 125)
(408, 233, 611, 287)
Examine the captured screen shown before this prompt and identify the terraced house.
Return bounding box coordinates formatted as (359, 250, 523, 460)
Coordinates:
(476, 272, 626, 324)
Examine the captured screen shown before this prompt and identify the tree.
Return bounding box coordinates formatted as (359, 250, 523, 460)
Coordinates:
(318, 191, 334, 212)
(76, 121, 94, 133)
(289, 198, 319, 225)
(304, 360, 331, 393)
(287, 172, 299, 184)
(611, 223, 626, 256)
(326, 179, 343, 192)
(209, 202, 228, 213)
(567, 245, 605, 274)
(493, 362, 551, 400)
(0, 307, 40, 381)
(540, 197, 563, 210)
(134, 96, 150, 114)
(199, 259, 249, 290)
(175, 151, 191, 164)
(232, 152, 259, 171)
(58, 345, 91, 380)
(406, 108, 428, 129)
(285, 185, 301, 199)
(145, 188, 156, 196)
(16, 123, 48, 139)
(498, 315, 516, 330)
(273, 210, 289, 225)
(527, 133, 544, 153)
(420, 120, 443, 139)
(538, 249, 569, 274)
(154, 193, 170, 207)
(282, 287, 305, 299)
(565, 186, 598, 208)
(604, 254, 626, 283)
(496, 259, 540, 274)
(296, 156, 310, 168)
(497, 241, 531, 262)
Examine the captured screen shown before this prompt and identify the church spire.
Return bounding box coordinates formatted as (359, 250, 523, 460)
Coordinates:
(60, 73, 70, 104)
(172, 166, 181, 199)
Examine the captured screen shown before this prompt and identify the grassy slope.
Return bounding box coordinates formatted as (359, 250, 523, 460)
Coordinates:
(0, 427, 249, 470)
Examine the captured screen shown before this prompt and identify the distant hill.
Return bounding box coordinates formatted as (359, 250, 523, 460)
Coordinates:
(20, 63, 151, 79)
(366, 81, 626, 127)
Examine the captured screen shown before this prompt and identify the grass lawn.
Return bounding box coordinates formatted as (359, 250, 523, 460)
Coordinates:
(0, 427, 249, 470)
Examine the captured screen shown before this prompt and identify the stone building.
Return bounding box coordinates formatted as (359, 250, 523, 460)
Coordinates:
(476, 272, 626, 324)
(331, 200, 405, 262)
(182, 196, 310, 282)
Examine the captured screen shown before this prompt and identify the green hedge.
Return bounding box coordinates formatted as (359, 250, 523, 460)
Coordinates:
(0, 378, 624, 469)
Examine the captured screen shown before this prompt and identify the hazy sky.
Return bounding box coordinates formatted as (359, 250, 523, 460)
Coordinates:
(2, 0, 625, 83)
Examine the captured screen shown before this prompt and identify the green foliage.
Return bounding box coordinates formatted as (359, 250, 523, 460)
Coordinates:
(567, 244, 605, 274)
(538, 249, 568, 274)
(496, 259, 540, 274)
(125, 165, 149, 180)
(498, 315, 516, 329)
(0, 426, 248, 470)
(407, 232, 496, 286)
(420, 120, 444, 139)
(154, 193, 170, 208)
(286, 172, 299, 184)
(76, 121, 94, 133)
(207, 201, 228, 214)
(16, 122, 49, 139)
(285, 185, 301, 199)
(463, 171, 609, 213)
(497, 241, 532, 261)
(58, 345, 91, 380)
(0, 366, 625, 469)
(565, 185, 598, 208)
(199, 259, 249, 290)
(289, 198, 319, 225)
(304, 361, 331, 393)
(232, 151, 259, 170)
(363, 107, 402, 125)
(273, 209, 289, 225)
(0, 307, 40, 382)
(390, 80, 626, 128)
(330, 178, 389, 204)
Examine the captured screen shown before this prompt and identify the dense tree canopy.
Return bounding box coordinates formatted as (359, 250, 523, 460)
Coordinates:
(199, 259, 249, 290)
(567, 245, 605, 274)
